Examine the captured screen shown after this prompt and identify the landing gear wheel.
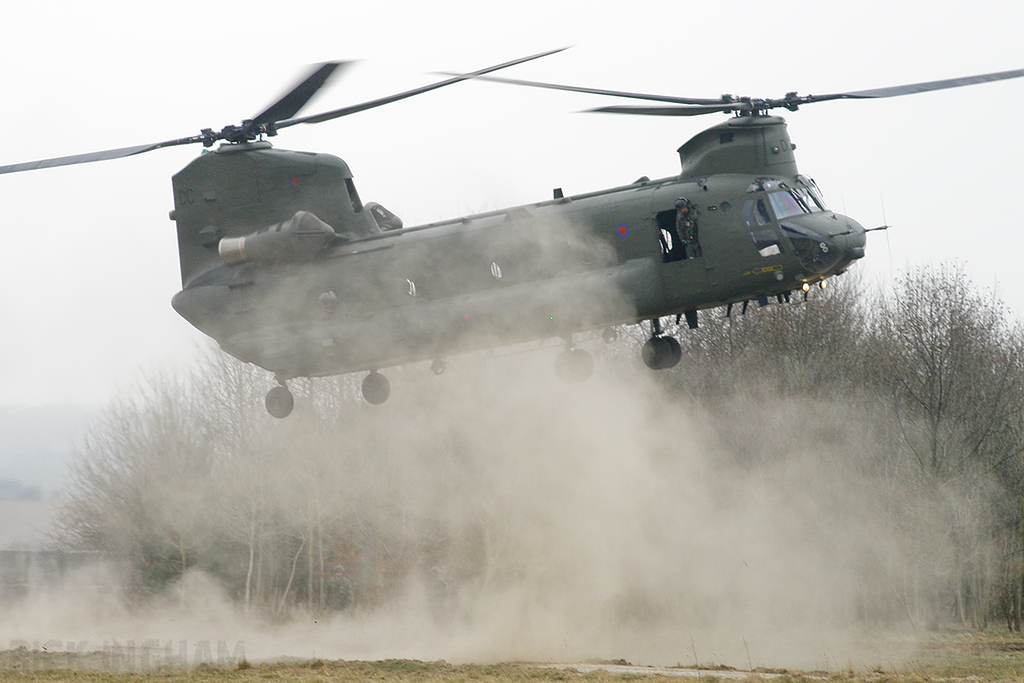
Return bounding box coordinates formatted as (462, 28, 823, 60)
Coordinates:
(554, 348, 594, 383)
(265, 385, 295, 419)
(361, 371, 391, 405)
(641, 336, 681, 370)
(431, 358, 447, 375)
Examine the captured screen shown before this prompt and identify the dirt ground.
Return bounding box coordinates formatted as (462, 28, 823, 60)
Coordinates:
(0, 631, 1023, 682)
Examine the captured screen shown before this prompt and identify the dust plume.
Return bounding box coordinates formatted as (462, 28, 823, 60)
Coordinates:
(3, 339, 941, 671)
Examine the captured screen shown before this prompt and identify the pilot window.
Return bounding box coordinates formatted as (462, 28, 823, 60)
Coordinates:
(741, 197, 772, 227)
(792, 186, 823, 212)
(796, 175, 827, 211)
(767, 191, 805, 220)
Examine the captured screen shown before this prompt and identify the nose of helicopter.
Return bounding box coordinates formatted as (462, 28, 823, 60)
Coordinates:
(779, 211, 866, 276)
(829, 213, 867, 262)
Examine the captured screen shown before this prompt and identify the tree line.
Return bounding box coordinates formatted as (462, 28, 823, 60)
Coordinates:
(657, 264, 1024, 630)
(57, 263, 1024, 632)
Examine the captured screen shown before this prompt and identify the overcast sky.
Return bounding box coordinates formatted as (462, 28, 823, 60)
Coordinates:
(1, 0, 1022, 408)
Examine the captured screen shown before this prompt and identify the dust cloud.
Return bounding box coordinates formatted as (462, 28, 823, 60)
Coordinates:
(3, 345, 928, 671)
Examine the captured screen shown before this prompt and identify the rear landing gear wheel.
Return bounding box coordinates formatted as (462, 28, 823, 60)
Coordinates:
(431, 358, 447, 375)
(361, 371, 391, 404)
(266, 385, 294, 419)
(641, 336, 681, 370)
(554, 347, 594, 383)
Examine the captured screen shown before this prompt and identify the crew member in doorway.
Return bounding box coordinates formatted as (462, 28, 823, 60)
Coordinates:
(675, 198, 702, 258)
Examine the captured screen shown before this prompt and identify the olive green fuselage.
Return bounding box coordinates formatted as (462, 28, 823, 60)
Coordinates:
(169, 115, 865, 380)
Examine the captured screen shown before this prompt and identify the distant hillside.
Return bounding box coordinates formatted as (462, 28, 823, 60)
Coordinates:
(0, 405, 96, 497)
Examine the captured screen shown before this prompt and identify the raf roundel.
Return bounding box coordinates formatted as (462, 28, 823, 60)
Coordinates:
(616, 223, 630, 239)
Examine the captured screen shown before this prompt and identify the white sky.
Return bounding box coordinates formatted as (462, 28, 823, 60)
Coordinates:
(1, 0, 1022, 408)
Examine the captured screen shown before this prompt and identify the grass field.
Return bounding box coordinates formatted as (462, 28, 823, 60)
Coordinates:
(1, 631, 1022, 682)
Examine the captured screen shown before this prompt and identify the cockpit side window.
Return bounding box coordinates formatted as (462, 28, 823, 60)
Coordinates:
(741, 197, 772, 227)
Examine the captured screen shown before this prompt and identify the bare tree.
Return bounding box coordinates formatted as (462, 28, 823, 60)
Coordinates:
(867, 264, 1024, 626)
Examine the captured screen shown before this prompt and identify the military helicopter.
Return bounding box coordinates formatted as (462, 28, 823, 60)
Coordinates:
(3, 53, 1023, 417)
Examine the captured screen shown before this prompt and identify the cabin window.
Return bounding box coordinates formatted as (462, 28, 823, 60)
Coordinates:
(656, 209, 686, 262)
(656, 203, 701, 262)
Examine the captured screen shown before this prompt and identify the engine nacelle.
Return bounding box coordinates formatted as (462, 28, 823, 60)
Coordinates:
(219, 211, 336, 266)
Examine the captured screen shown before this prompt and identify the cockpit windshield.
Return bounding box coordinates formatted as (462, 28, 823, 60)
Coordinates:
(743, 177, 827, 224)
(742, 176, 829, 226)
(795, 174, 827, 211)
(743, 189, 811, 224)
(767, 191, 805, 219)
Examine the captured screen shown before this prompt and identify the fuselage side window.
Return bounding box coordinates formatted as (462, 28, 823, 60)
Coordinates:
(656, 200, 701, 262)
(656, 209, 686, 262)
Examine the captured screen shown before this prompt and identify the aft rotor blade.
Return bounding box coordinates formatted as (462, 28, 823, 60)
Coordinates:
(251, 61, 353, 125)
(802, 67, 1024, 104)
(0, 135, 202, 175)
(439, 73, 729, 106)
(587, 103, 751, 116)
(278, 47, 568, 127)
(0, 53, 565, 176)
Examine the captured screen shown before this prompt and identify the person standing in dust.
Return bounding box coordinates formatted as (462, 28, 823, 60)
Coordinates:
(325, 565, 353, 611)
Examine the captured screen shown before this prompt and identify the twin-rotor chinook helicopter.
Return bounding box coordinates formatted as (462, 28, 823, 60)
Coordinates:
(4, 51, 1024, 417)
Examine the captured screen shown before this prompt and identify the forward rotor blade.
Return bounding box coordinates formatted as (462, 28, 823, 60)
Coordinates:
(440, 73, 728, 106)
(802, 67, 1024, 103)
(461, 65, 1024, 115)
(587, 103, 750, 116)
(0, 136, 202, 175)
(278, 47, 568, 128)
(251, 61, 353, 125)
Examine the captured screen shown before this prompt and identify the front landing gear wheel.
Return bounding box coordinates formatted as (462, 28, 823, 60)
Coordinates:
(266, 385, 295, 419)
(641, 336, 681, 370)
(554, 348, 594, 383)
(361, 371, 391, 404)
